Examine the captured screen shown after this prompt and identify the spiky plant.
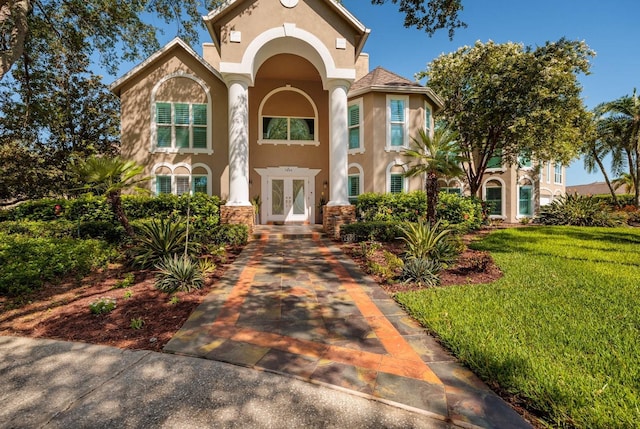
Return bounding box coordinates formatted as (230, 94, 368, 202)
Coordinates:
(401, 258, 442, 287)
(130, 218, 199, 268)
(398, 219, 453, 262)
(154, 255, 204, 293)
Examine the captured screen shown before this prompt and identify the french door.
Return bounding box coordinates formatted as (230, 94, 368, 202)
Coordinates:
(268, 177, 309, 223)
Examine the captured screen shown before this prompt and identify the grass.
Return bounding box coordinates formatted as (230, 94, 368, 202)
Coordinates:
(395, 226, 640, 428)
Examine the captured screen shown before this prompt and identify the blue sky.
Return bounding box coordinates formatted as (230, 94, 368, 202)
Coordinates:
(109, 0, 639, 186)
(339, 0, 639, 185)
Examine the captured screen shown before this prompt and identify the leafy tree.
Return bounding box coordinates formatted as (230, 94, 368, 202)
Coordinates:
(403, 127, 465, 223)
(73, 156, 149, 237)
(420, 39, 594, 198)
(370, 0, 465, 38)
(612, 173, 636, 195)
(594, 90, 640, 206)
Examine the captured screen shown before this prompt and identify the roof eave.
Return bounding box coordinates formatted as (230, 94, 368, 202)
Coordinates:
(348, 85, 445, 111)
(109, 38, 223, 96)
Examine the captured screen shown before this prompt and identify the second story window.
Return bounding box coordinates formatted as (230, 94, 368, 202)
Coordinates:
(156, 102, 207, 150)
(387, 96, 408, 149)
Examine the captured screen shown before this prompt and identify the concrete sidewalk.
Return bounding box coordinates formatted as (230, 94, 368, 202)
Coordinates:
(0, 336, 452, 428)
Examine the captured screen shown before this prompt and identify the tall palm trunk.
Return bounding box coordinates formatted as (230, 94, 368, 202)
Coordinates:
(425, 172, 439, 224)
(107, 191, 134, 237)
(591, 147, 619, 206)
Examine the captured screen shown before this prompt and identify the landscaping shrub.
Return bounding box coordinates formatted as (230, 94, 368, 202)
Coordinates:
(0, 220, 75, 238)
(76, 220, 126, 243)
(155, 255, 204, 293)
(400, 258, 442, 287)
(129, 218, 199, 268)
(436, 192, 484, 232)
(89, 297, 117, 315)
(1, 198, 67, 221)
(0, 233, 117, 296)
(202, 224, 249, 246)
(366, 251, 404, 283)
(398, 220, 459, 265)
(538, 194, 625, 227)
(340, 221, 403, 242)
(591, 193, 635, 208)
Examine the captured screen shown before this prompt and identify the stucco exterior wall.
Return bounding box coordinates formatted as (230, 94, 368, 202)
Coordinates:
(118, 47, 230, 198)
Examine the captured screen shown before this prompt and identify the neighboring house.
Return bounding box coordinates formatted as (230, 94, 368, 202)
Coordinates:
(110, 0, 564, 226)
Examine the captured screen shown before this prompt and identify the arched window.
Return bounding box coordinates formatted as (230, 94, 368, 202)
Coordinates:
(152, 163, 212, 195)
(483, 179, 505, 218)
(150, 73, 213, 154)
(518, 178, 534, 217)
(258, 87, 319, 146)
(348, 163, 364, 204)
(386, 160, 407, 194)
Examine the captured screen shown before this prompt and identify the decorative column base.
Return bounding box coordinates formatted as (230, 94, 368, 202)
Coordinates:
(322, 205, 355, 240)
(220, 206, 255, 232)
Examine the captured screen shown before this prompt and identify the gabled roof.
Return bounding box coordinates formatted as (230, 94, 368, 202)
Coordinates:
(203, 0, 370, 58)
(348, 66, 444, 110)
(110, 38, 223, 97)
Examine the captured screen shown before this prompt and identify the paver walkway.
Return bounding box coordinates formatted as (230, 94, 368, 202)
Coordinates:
(165, 228, 532, 429)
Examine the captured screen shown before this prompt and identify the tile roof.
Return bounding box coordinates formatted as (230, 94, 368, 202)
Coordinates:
(566, 182, 628, 196)
(349, 66, 422, 93)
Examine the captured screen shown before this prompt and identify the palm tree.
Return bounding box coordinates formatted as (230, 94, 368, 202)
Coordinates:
(595, 90, 640, 206)
(582, 129, 619, 206)
(403, 127, 466, 224)
(74, 156, 149, 237)
(612, 173, 636, 195)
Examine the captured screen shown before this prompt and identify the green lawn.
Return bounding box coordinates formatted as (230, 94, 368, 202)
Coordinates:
(395, 226, 640, 428)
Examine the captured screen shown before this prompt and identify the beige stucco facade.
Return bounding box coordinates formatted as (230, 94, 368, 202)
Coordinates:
(111, 0, 564, 225)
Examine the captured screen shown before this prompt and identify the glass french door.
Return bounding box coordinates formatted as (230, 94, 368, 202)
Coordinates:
(269, 178, 308, 223)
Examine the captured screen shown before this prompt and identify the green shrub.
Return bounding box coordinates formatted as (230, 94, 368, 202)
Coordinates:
(202, 224, 249, 246)
(539, 194, 625, 227)
(340, 221, 403, 242)
(77, 220, 126, 243)
(113, 272, 135, 289)
(398, 220, 456, 263)
(155, 255, 204, 293)
(89, 297, 117, 315)
(356, 191, 427, 222)
(1, 198, 67, 221)
(400, 258, 442, 287)
(591, 193, 635, 208)
(66, 194, 115, 222)
(436, 192, 484, 232)
(130, 317, 144, 329)
(0, 233, 116, 296)
(129, 218, 199, 268)
(0, 220, 76, 238)
(366, 251, 404, 283)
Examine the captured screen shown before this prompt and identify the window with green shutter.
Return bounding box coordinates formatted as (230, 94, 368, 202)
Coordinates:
(389, 99, 406, 147)
(154, 102, 208, 150)
(519, 186, 533, 215)
(156, 176, 172, 195)
(348, 104, 360, 150)
(486, 186, 502, 216)
(348, 175, 360, 204)
(193, 176, 208, 194)
(390, 174, 404, 194)
(487, 151, 502, 169)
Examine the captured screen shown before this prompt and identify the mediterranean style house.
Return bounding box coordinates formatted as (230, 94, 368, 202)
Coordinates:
(110, 0, 565, 227)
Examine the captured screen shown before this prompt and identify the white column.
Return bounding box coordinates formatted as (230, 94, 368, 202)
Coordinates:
(225, 76, 252, 206)
(327, 80, 350, 206)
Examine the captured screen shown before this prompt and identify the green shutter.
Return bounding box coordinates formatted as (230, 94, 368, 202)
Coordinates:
(157, 126, 171, 148)
(156, 176, 171, 194)
(519, 186, 532, 215)
(156, 103, 171, 124)
(390, 174, 404, 194)
(487, 151, 502, 169)
(192, 104, 207, 126)
(348, 105, 360, 127)
(175, 127, 189, 148)
(349, 128, 360, 149)
(391, 124, 404, 146)
(390, 99, 404, 122)
(193, 176, 208, 194)
(193, 127, 207, 149)
(174, 103, 189, 125)
(486, 187, 502, 215)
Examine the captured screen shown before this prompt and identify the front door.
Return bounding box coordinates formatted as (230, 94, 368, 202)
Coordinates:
(269, 178, 308, 223)
(256, 167, 320, 225)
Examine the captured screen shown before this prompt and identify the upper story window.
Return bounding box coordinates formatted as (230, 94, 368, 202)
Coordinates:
(425, 103, 432, 134)
(554, 164, 563, 184)
(487, 150, 503, 170)
(348, 99, 364, 153)
(151, 73, 212, 155)
(386, 96, 409, 150)
(518, 151, 532, 169)
(259, 86, 319, 146)
(156, 102, 208, 150)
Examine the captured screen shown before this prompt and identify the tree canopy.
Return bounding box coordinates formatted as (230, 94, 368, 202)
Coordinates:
(421, 39, 594, 197)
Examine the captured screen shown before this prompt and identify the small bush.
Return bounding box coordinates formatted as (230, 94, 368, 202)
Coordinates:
(399, 220, 456, 263)
(113, 273, 135, 289)
(77, 220, 126, 243)
(356, 191, 427, 222)
(155, 255, 204, 293)
(436, 192, 485, 232)
(401, 258, 442, 287)
(89, 297, 117, 315)
(129, 218, 199, 268)
(539, 194, 625, 227)
(130, 317, 144, 329)
(203, 224, 249, 246)
(340, 221, 403, 243)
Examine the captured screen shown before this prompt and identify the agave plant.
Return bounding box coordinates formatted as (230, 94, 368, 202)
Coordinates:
(155, 255, 204, 293)
(398, 219, 455, 263)
(130, 218, 199, 268)
(401, 258, 442, 287)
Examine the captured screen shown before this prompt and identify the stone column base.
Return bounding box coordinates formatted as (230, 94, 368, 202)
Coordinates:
(220, 205, 255, 232)
(323, 205, 355, 240)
